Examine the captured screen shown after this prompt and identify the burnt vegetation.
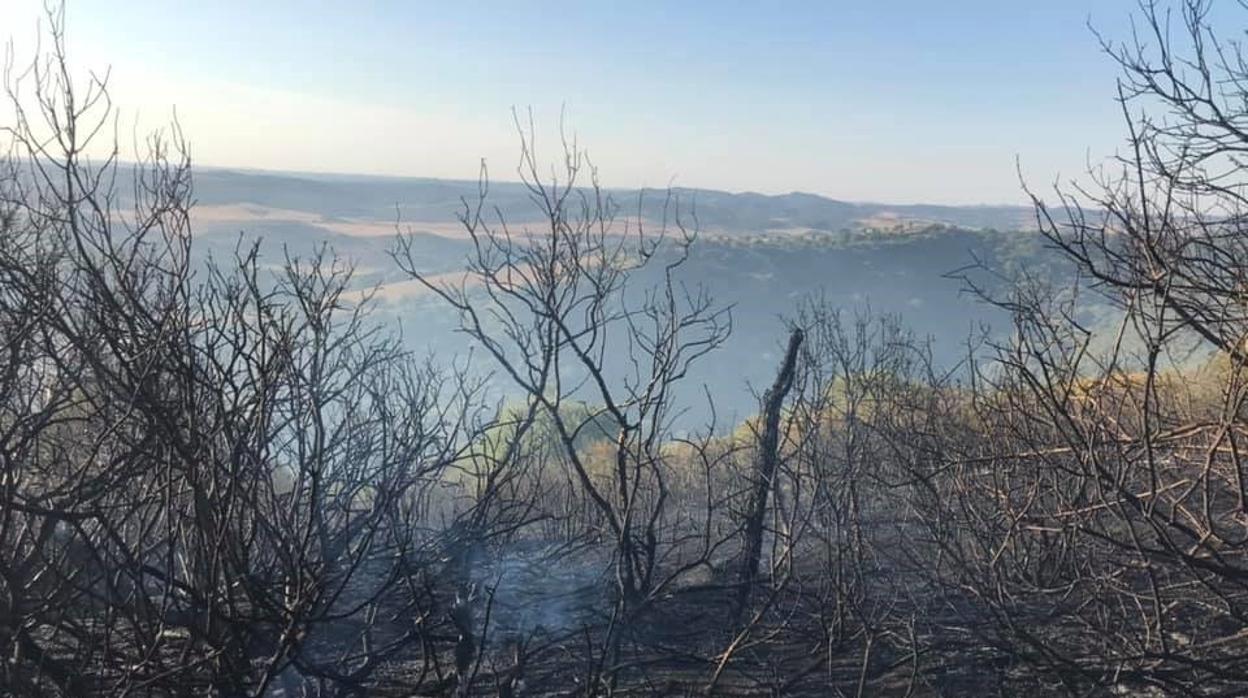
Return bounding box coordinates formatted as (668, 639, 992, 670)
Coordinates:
(6, 1, 1248, 696)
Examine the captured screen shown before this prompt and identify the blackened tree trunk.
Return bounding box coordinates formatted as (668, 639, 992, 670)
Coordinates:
(736, 328, 803, 611)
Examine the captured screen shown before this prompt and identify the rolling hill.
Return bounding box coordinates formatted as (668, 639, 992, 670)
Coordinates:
(181, 167, 1069, 425)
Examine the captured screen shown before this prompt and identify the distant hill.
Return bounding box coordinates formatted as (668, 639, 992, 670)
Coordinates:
(175, 166, 1072, 425)
(188, 166, 1036, 236)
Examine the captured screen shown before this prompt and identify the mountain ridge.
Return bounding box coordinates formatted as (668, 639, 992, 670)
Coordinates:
(185, 165, 1037, 235)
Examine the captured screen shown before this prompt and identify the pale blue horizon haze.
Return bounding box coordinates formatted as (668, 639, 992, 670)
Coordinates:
(1, 1, 1156, 205)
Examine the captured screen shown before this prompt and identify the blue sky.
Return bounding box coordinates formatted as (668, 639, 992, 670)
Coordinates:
(2, 1, 1145, 204)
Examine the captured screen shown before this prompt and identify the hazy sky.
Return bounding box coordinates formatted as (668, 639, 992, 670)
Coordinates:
(1, 1, 1149, 205)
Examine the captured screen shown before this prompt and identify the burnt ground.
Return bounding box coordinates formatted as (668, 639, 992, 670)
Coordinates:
(289, 541, 1087, 697)
(22, 539, 1184, 696)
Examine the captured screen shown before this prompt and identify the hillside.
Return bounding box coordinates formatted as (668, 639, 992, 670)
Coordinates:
(183, 169, 1072, 425)
(188, 167, 1036, 237)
